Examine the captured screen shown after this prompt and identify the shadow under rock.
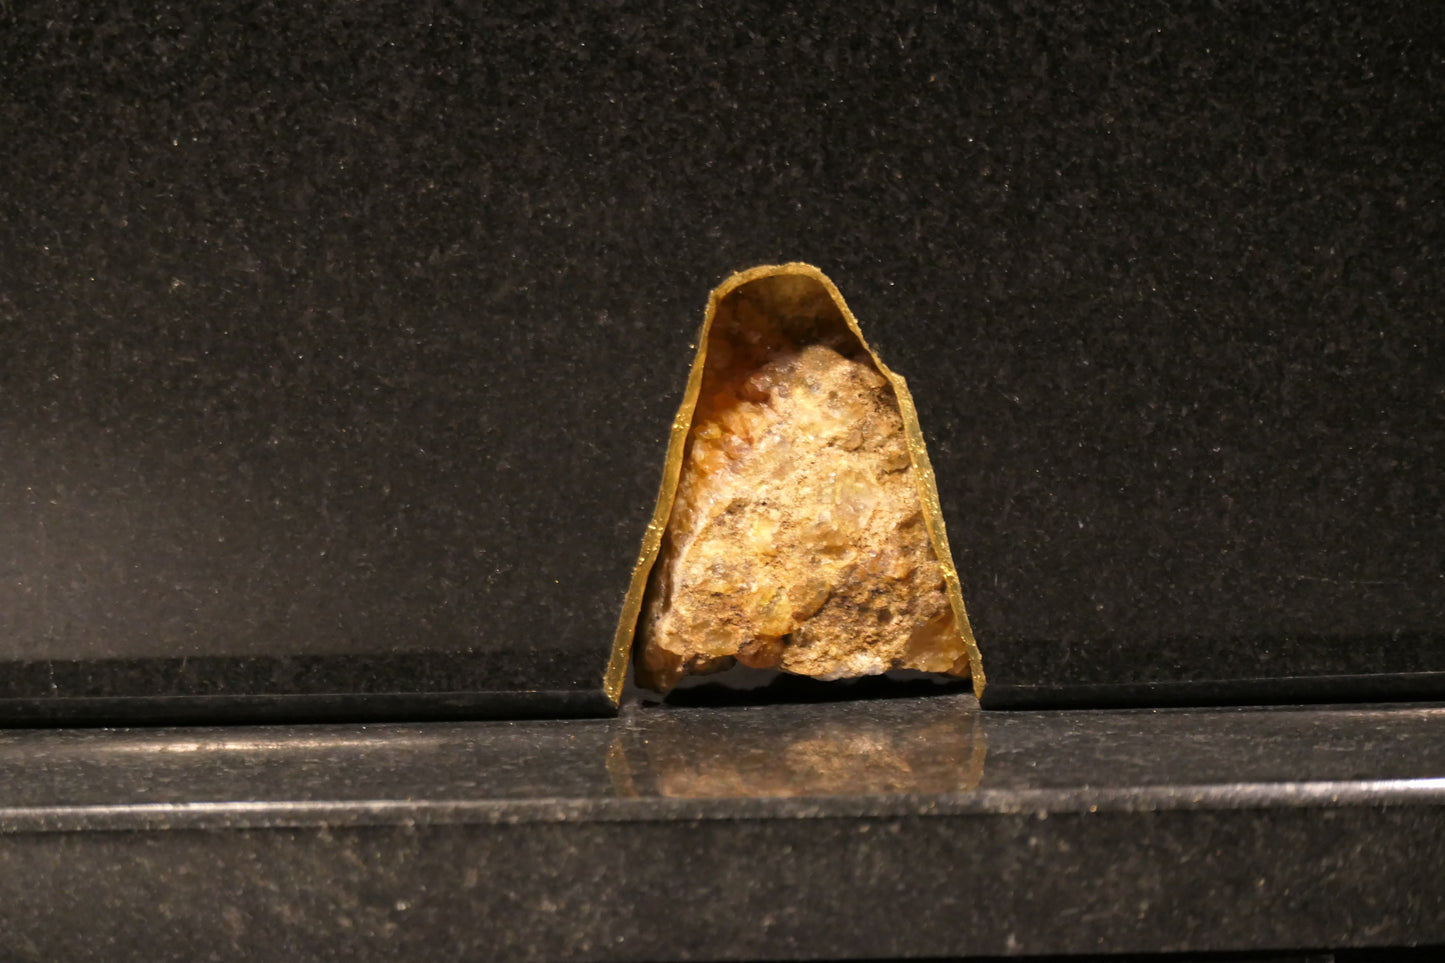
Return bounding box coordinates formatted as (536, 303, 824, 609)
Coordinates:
(641, 665, 975, 708)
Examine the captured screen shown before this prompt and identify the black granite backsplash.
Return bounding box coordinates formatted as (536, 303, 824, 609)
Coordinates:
(1, 1, 1441, 716)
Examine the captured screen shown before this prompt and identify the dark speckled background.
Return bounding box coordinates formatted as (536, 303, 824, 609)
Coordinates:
(1, 1, 1442, 715)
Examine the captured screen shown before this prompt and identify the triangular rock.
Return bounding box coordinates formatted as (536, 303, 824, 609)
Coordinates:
(615, 264, 983, 695)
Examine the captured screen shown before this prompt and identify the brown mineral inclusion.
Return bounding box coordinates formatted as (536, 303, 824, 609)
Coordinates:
(607, 264, 983, 697)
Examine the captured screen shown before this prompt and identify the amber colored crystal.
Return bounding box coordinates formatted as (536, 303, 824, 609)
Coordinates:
(628, 266, 982, 693)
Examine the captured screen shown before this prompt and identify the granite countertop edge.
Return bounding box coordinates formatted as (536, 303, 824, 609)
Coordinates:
(5, 777, 1445, 835)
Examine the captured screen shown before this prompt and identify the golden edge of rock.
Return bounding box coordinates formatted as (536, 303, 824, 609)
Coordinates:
(603, 262, 985, 703)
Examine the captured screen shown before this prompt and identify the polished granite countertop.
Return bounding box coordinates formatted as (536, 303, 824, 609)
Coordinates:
(1, 693, 1444, 830)
(2, 694, 1444, 960)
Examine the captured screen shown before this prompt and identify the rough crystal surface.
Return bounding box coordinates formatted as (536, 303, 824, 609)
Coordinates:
(637, 276, 969, 691)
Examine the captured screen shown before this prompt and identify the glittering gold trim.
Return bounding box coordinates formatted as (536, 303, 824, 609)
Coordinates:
(602, 263, 984, 703)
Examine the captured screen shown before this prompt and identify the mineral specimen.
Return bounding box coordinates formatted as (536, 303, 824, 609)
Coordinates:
(630, 265, 982, 693)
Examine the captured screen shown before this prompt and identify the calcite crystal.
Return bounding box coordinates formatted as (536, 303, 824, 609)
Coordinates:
(629, 265, 982, 693)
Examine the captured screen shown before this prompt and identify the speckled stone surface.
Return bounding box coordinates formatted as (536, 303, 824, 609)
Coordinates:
(0, 694, 1443, 959)
(2, 1, 1442, 715)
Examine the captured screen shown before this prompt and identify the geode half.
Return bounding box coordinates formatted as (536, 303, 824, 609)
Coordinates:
(608, 264, 983, 696)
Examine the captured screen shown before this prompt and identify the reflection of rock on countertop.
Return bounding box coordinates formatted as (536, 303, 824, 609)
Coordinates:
(619, 695, 985, 798)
